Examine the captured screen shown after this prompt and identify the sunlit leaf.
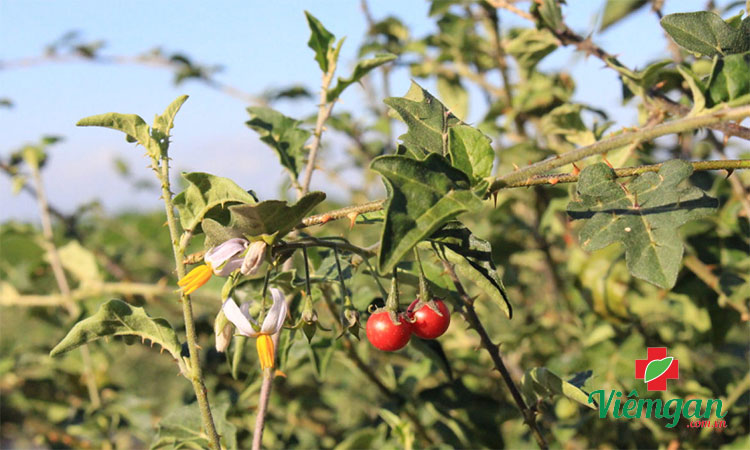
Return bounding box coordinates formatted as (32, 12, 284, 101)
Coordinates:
(173, 172, 257, 233)
(77, 112, 162, 159)
(661, 12, 750, 57)
(600, 0, 648, 31)
(567, 160, 718, 289)
(57, 240, 101, 282)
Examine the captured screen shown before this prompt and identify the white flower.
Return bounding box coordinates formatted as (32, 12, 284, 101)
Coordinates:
(240, 240, 267, 276)
(204, 238, 249, 276)
(222, 288, 288, 370)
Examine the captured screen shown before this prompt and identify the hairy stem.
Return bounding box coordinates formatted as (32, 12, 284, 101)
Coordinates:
(489, 106, 750, 192)
(295, 159, 750, 229)
(301, 49, 338, 196)
(154, 156, 221, 449)
(441, 260, 548, 449)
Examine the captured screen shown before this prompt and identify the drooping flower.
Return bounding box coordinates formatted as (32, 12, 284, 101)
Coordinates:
(178, 238, 267, 294)
(222, 287, 287, 370)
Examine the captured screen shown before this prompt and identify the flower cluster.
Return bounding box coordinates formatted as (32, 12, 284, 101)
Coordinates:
(178, 238, 287, 370)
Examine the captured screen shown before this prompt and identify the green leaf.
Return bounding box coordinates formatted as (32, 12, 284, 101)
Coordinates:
(151, 400, 237, 450)
(371, 154, 483, 274)
(152, 94, 188, 137)
(567, 160, 718, 289)
(305, 11, 335, 72)
(173, 172, 257, 233)
(521, 367, 597, 410)
(600, 0, 648, 31)
(677, 65, 707, 114)
(436, 75, 469, 119)
(447, 125, 494, 182)
(505, 28, 558, 74)
(531, 0, 564, 31)
(385, 81, 494, 184)
(661, 12, 750, 57)
(378, 409, 415, 450)
(202, 191, 326, 247)
(540, 104, 596, 146)
(77, 112, 162, 159)
(384, 81, 461, 158)
(327, 54, 397, 102)
(644, 357, 674, 383)
(246, 106, 311, 179)
(708, 52, 750, 104)
(57, 240, 101, 282)
(429, 222, 511, 318)
(50, 299, 182, 361)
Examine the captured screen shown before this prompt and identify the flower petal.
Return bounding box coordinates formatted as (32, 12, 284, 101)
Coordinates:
(205, 238, 249, 268)
(212, 256, 244, 277)
(222, 298, 260, 337)
(260, 288, 288, 334)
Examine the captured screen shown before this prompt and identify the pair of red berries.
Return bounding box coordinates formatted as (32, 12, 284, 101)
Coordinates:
(365, 299, 451, 351)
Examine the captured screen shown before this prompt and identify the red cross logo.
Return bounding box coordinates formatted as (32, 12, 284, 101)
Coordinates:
(635, 347, 679, 391)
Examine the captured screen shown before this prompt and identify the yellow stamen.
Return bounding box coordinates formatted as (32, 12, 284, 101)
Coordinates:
(256, 334, 275, 370)
(177, 264, 213, 295)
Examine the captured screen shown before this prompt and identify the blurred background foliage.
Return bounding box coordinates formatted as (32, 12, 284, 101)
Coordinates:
(2, 0, 749, 449)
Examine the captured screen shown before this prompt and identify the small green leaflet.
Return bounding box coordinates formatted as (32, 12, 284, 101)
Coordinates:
(202, 191, 326, 248)
(327, 54, 397, 102)
(644, 357, 674, 383)
(173, 172, 257, 233)
(567, 160, 718, 289)
(371, 153, 483, 274)
(305, 11, 335, 73)
(521, 367, 596, 410)
(50, 299, 182, 361)
(246, 106, 311, 179)
(661, 12, 750, 57)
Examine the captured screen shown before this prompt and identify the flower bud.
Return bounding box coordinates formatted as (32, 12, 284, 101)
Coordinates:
(214, 310, 234, 353)
(241, 241, 267, 276)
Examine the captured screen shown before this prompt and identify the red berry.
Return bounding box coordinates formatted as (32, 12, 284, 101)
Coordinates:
(407, 299, 450, 339)
(366, 310, 412, 351)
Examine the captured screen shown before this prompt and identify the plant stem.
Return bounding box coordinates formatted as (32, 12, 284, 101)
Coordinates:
(295, 158, 750, 229)
(29, 160, 101, 409)
(301, 49, 338, 196)
(252, 365, 275, 450)
(154, 156, 221, 449)
(488, 106, 750, 192)
(441, 259, 548, 449)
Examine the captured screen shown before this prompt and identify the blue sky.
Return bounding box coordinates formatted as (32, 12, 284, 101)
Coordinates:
(0, 0, 738, 221)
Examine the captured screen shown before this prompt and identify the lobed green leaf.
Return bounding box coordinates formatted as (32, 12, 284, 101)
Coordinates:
(77, 112, 162, 159)
(567, 160, 718, 289)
